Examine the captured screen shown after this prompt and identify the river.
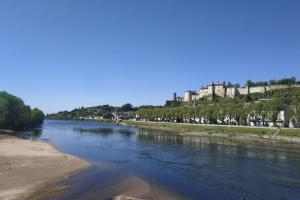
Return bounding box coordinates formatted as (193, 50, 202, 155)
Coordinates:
(24, 120, 300, 200)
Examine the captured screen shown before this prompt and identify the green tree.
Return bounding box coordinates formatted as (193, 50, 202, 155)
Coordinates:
(227, 82, 234, 87)
(246, 80, 253, 87)
(120, 103, 134, 112)
(265, 99, 283, 126)
(0, 91, 32, 130)
(31, 108, 45, 126)
(296, 101, 300, 123)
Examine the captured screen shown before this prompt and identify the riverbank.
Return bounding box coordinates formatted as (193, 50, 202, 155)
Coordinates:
(123, 120, 300, 143)
(0, 135, 90, 200)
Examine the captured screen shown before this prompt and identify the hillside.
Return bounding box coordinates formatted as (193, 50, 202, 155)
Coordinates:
(237, 87, 300, 102)
(168, 87, 300, 107)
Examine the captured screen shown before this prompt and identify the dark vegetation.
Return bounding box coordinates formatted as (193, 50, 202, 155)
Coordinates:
(74, 127, 134, 135)
(46, 103, 162, 120)
(0, 91, 45, 130)
(246, 76, 298, 87)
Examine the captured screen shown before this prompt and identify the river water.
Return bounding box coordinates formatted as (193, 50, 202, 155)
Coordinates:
(25, 120, 300, 200)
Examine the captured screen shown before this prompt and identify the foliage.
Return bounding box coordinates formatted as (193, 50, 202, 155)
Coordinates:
(137, 97, 298, 127)
(0, 91, 45, 130)
(226, 82, 234, 87)
(296, 101, 300, 122)
(269, 76, 297, 85)
(139, 105, 163, 109)
(235, 88, 300, 102)
(31, 108, 45, 126)
(119, 103, 134, 112)
(245, 77, 297, 87)
(47, 103, 139, 120)
(287, 98, 300, 126)
(246, 80, 268, 87)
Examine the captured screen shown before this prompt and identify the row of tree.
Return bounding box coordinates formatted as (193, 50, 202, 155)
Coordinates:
(0, 91, 45, 130)
(225, 77, 299, 88)
(247, 76, 299, 87)
(138, 97, 300, 127)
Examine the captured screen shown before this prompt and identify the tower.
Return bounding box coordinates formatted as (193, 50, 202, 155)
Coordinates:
(184, 91, 192, 102)
(208, 82, 215, 100)
(173, 92, 177, 102)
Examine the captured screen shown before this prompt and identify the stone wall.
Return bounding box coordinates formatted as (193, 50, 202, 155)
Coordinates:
(215, 85, 226, 97)
(192, 94, 199, 101)
(267, 84, 289, 91)
(184, 91, 192, 102)
(175, 84, 300, 102)
(199, 88, 208, 98)
(292, 84, 300, 88)
(207, 85, 214, 99)
(226, 87, 237, 98)
(237, 87, 248, 95)
(249, 86, 266, 93)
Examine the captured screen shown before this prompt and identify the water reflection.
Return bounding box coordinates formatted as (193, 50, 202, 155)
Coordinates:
(10, 128, 43, 140)
(74, 127, 135, 136)
(136, 130, 300, 199)
(138, 130, 300, 162)
(30, 128, 43, 140)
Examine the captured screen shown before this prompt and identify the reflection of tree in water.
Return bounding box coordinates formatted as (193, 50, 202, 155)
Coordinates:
(74, 127, 115, 134)
(73, 127, 135, 137)
(30, 129, 42, 140)
(137, 130, 300, 162)
(14, 129, 43, 140)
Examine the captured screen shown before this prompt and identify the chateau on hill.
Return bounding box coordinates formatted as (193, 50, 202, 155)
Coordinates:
(167, 81, 300, 104)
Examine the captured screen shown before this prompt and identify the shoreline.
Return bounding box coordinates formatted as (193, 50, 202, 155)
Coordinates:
(0, 135, 90, 200)
(122, 120, 300, 144)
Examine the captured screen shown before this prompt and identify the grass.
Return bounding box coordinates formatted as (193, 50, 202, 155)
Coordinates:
(123, 120, 300, 137)
(279, 129, 300, 137)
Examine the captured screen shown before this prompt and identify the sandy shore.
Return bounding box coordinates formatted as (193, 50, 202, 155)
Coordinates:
(110, 175, 186, 200)
(78, 171, 186, 200)
(0, 135, 90, 200)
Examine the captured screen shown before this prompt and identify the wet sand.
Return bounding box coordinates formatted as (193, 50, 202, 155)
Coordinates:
(0, 135, 90, 200)
(107, 175, 186, 200)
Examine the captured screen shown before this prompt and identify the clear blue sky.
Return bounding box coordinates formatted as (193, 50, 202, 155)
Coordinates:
(0, 0, 299, 114)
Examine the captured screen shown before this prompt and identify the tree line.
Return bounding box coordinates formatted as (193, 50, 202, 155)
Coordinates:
(137, 97, 300, 127)
(222, 77, 299, 88)
(46, 103, 152, 120)
(247, 76, 299, 87)
(0, 91, 45, 130)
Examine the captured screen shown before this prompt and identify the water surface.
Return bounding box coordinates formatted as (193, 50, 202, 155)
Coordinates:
(26, 120, 300, 200)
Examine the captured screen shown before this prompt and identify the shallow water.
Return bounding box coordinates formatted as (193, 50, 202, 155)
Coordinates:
(25, 120, 300, 200)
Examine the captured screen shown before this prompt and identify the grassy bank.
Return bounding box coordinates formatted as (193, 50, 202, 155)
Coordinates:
(123, 120, 300, 137)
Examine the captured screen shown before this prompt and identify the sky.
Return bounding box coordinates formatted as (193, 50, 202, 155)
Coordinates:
(0, 0, 299, 114)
